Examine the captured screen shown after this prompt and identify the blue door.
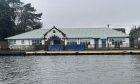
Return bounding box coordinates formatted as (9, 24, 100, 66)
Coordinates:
(47, 36, 64, 51)
(95, 39, 99, 49)
(53, 39, 61, 44)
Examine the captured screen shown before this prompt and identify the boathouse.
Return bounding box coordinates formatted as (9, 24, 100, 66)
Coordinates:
(6, 26, 129, 51)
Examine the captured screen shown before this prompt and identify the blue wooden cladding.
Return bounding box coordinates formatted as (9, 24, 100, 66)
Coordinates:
(65, 45, 85, 51)
(48, 44, 86, 51)
(48, 45, 65, 51)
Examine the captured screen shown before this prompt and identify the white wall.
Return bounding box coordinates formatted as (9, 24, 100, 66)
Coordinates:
(121, 38, 130, 47)
(138, 37, 140, 41)
(98, 39, 102, 48)
(108, 39, 114, 48)
(8, 39, 45, 50)
(42, 40, 45, 45)
(17, 40, 29, 45)
(90, 39, 94, 44)
(108, 37, 129, 48)
(9, 40, 30, 46)
(9, 39, 45, 45)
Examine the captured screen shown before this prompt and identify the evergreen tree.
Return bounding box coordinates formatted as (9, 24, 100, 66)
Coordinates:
(16, 3, 42, 34)
(0, 0, 15, 40)
(0, 0, 42, 40)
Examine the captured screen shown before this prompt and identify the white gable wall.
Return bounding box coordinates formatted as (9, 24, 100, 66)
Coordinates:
(45, 29, 64, 39)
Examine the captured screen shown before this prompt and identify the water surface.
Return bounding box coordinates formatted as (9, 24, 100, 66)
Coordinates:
(0, 55, 140, 84)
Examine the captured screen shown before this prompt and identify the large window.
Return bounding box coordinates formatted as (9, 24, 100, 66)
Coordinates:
(80, 39, 90, 45)
(109, 38, 124, 45)
(67, 42, 77, 45)
(10, 40, 16, 44)
(67, 39, 77, 45)
(80, 42, 90, 45)
(32, 40, 42, 45)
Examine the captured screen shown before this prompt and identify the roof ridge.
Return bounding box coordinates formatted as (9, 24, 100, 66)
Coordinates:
(40, 27, 127, 29)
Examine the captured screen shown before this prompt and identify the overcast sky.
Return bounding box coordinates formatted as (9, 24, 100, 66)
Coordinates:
(21, 0, 140, 33)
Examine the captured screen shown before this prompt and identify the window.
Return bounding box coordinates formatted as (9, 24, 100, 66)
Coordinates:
(67, 42, 77, 45)
(10, 40, 16, 44)
(122, 38, 125, 42)
(32, 40, 42, 45)
(109, 38, 112, 42)
(80, 41, 90, 45)
(21, 40, 24, 44)
(112, 39, 115, 45)
(120, 41, 123, 45)
(53, 30, 56, 33)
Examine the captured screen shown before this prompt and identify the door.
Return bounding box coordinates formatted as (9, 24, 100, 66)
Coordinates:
(47, 36, 64, 51)
(53, 39, 61, 45)
(94, 39, 99, 49)
(102, 39, 106, 48)
(115, 41, 120, 48)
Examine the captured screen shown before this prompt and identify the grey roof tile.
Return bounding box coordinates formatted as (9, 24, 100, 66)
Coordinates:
(6, 28, 129, 39)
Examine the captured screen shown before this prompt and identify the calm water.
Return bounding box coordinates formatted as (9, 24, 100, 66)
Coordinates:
(0, 55, 140, 84)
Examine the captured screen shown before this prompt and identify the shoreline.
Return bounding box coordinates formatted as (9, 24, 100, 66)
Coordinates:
(1, 50, 140, 56)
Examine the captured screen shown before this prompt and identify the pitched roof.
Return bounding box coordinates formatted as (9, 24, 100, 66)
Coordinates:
(61, 28, 129, 38)
(6, 28, 129, 39)
(6, 29, 48, 39)
(113, 28, 126, 33)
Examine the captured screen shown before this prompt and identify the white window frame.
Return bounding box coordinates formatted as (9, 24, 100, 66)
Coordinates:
(32, 40, 42, 45)
(10, 40, 16, 44)
(21, 40, 25, 44)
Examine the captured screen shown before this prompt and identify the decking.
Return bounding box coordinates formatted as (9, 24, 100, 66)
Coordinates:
(26, 50, 140, 55)
(1, 50, 140, 56)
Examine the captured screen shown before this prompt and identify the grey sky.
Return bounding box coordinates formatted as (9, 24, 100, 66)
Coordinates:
(21, 0, 140, 33)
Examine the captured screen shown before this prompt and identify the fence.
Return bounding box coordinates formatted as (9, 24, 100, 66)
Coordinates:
(9, 43, 130, 51)
(0, 41, 8, 50)
(48, 45, 65, 51)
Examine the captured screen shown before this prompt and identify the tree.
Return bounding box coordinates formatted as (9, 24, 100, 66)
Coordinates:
(16, 3, 42, 34)
(0, 0, 42, 40)
(0, 0, 15, 40)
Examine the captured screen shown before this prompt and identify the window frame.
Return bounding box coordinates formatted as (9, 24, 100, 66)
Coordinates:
(32, 40, 42, 45)
(21, 40, 25, 44)
(10, 40, 16, 44)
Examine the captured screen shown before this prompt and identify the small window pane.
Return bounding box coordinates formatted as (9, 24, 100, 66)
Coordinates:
(53, 30, 56, 33)
(21, 40, 24, 44)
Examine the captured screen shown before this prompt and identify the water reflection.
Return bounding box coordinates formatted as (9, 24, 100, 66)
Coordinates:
(0, 55, 140, 84)
(129, 55, 140, 84)
(0, 56, 36, 84)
